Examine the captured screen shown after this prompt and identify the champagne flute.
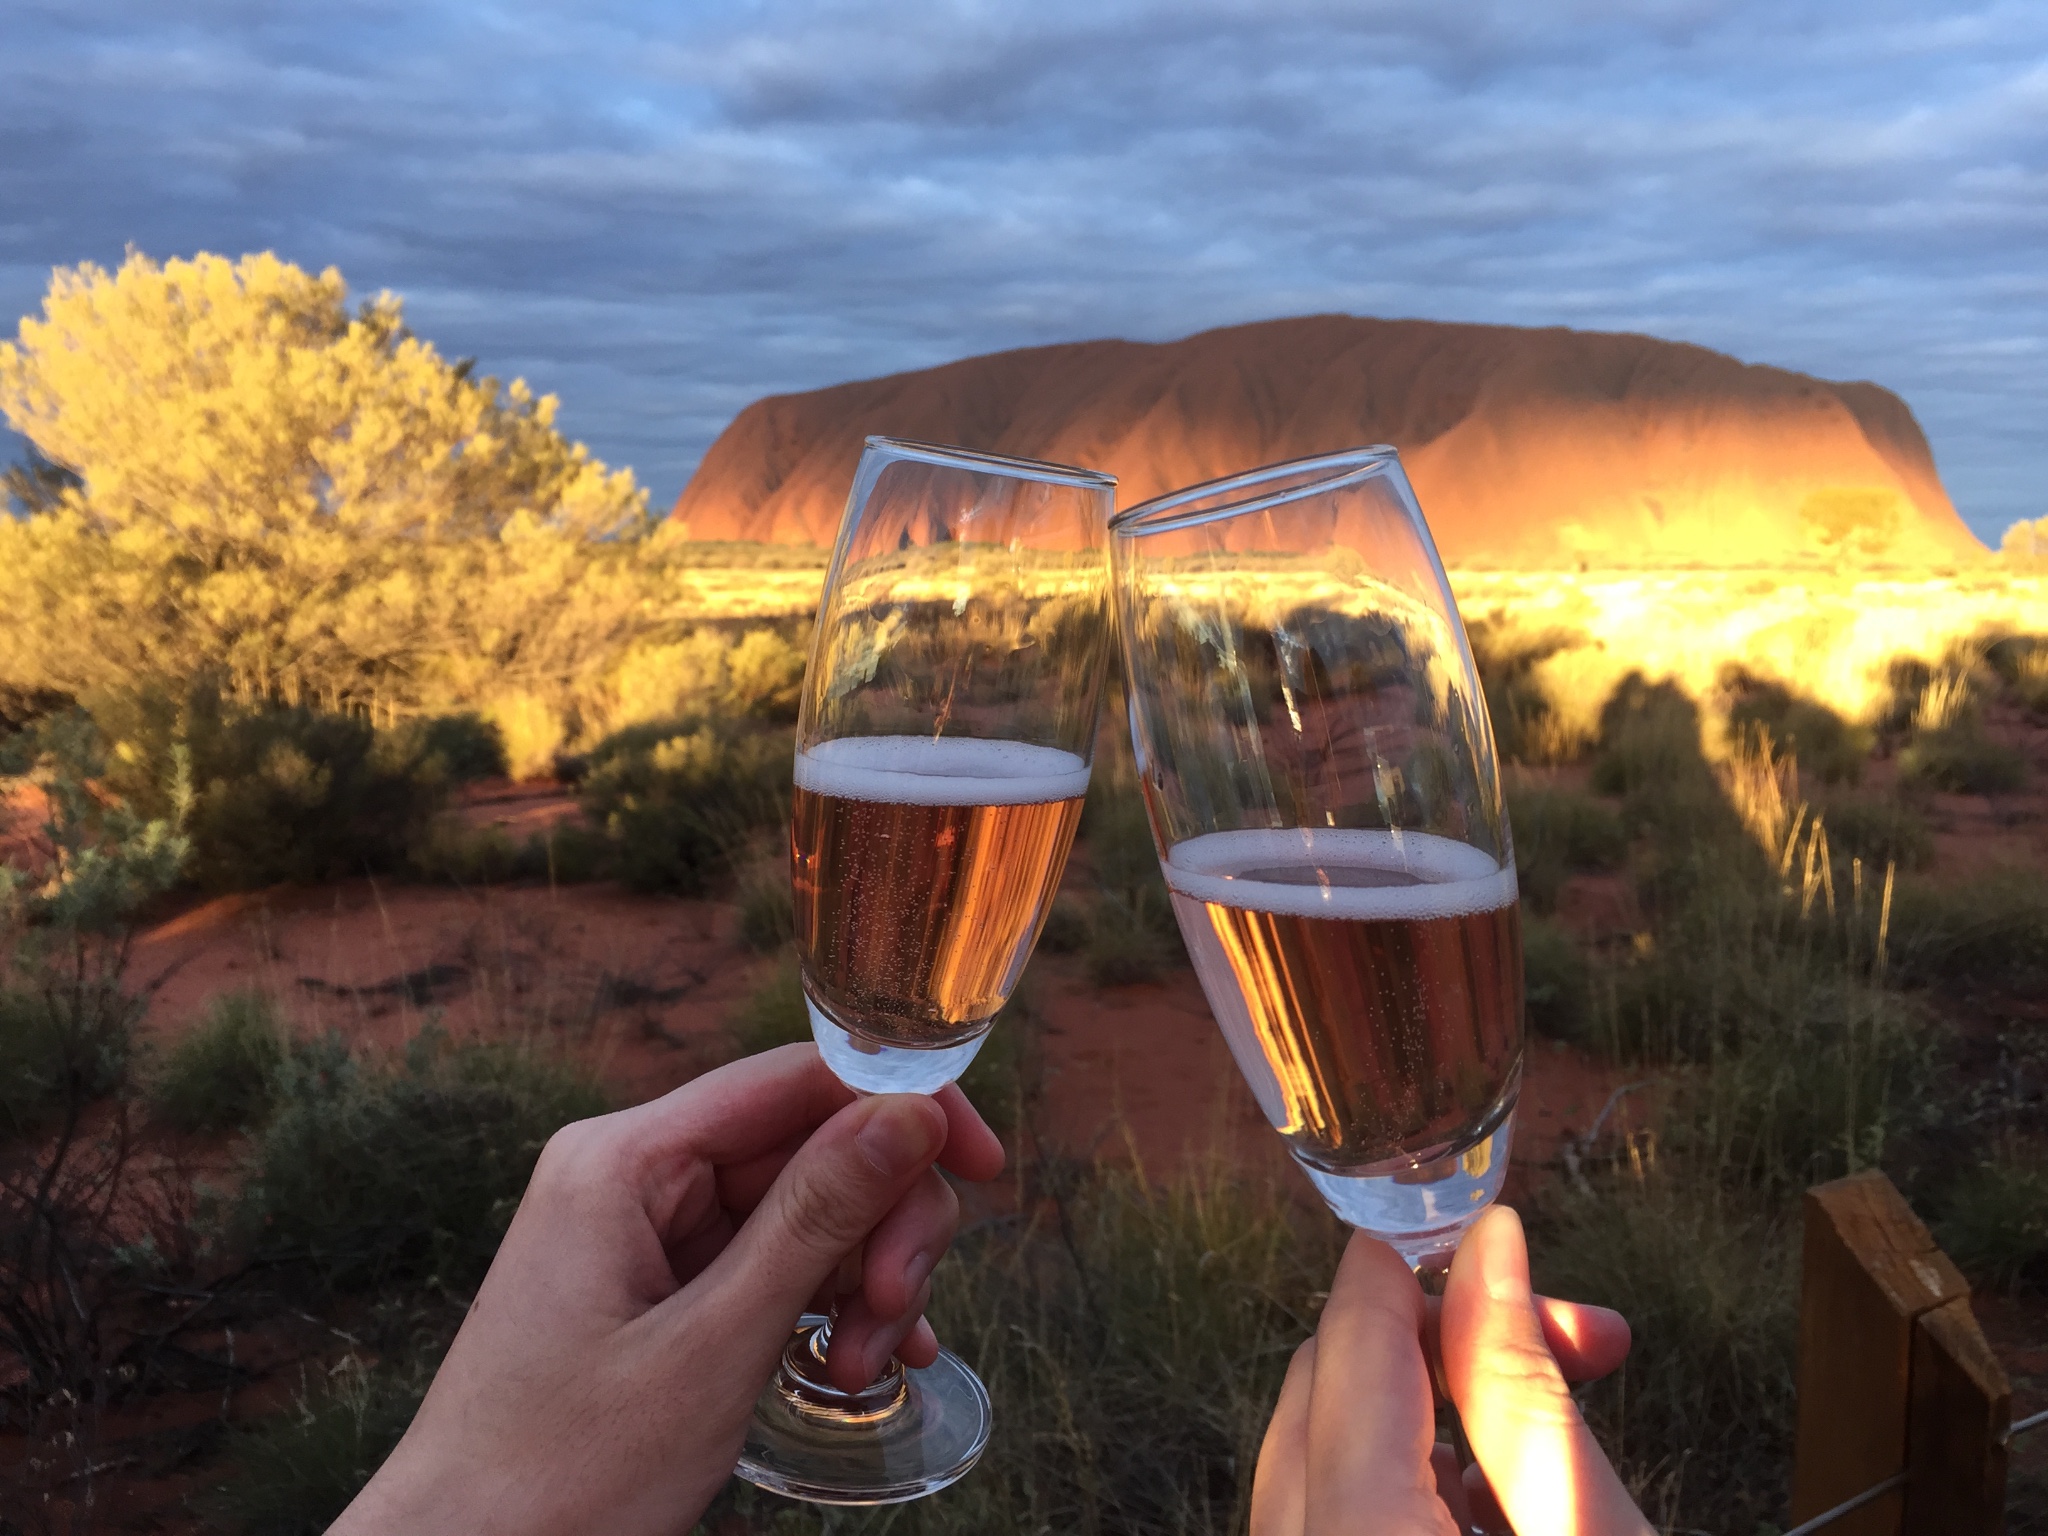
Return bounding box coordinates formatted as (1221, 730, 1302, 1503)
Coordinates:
(735, 436, 1116, 1504)
(1109, 447, 1521, 1276)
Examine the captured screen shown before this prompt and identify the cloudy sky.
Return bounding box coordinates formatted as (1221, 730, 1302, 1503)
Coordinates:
(2, 1, 2043, 547)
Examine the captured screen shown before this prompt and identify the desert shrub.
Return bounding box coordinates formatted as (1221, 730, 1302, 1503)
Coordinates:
(1898, 722, 2027, 795)
(406, 818, 523, 885)
(580, 718, 791, 895)
(1531, 1174, 1797, 1532)
(1038, 893, 1091, 954)
(1075, 750, 1181, 985)
(207, 1355, 430, 1536)
(1817, 794, 1934, 872)
(1886, 866, 2048, 992)
(1466, 618, 1605, 764)
(152, 989, 290, 1133)
(735, 860, 795, 952)
(384, 713, 507, 783)
(89, 684, 456, 889)
(1985, 634, 2048, 714)
(1936, 1152, 2048, 1293)
(1591, 676, 1711, 803)
(238, 1027, 606, 1293)
(609, 626, 807, 727)
(730, 959, 810, 1058)
(0, 982, 137, 1139)
(1085, 887, 1177, 987)
(539, 820, 609, 884)
(1724, 677, 1871, 784)
(1522, 915, 1589, 1042)
(1506, 782, 1625, 912)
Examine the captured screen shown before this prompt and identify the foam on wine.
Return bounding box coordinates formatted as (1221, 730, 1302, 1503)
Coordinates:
(1164, 827, 1517, 921)
(796, 735, 1091, 807)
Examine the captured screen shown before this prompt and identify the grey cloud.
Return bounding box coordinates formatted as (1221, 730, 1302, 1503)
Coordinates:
(0, 0, 2043, 541)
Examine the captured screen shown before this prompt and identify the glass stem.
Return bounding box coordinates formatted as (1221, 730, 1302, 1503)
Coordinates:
(1415, 1259, 1484, 1535)
(774, 1304, 910, 1422)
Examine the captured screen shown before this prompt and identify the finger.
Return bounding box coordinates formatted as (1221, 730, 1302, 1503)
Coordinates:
(1302, 1232, 1459, 1534)
(1430, 1445, 1475, 1532)
(1441, 1207, 1654, 1536)
(612, 1045, 856, 1225)
(899, 1315, 938, 1370)
(667, 1094, 950, 1400)
(932, 1082, 1006, 1182)
(1537, 1296, 1632, 1383)
(1420, 1293, 1634, 1391)
(824, 1280, 933, 1392)
(1250, 1337, 1315, 1536)
(859, 1168, 958, 1323)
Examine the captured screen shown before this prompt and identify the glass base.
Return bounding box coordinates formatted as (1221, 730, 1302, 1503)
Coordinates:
(734, 1314, 992, 1505)
(1297, 1097, 1517, 1271)
(807, 992, 989, 1094)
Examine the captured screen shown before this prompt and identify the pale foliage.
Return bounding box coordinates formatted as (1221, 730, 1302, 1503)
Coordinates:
(1455, 569, 2048, 738)
(0, 251, 656, 759)
(1719, 728, 1802, 859)
(2003, 516, 2048, 566)
(1911, 669, 1975, 734)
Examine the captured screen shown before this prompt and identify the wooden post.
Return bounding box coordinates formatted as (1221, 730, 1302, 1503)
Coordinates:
(1902, 1298, 2010, 1535)
(1791, 1170, 1969, 1534)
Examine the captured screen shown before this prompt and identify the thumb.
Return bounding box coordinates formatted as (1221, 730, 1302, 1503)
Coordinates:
(686, 1094, 946, 1350)
(1440, 1207, 1652, 1536)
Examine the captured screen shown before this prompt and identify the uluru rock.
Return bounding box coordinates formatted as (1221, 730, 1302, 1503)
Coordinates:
(669, 315, 1982, 565)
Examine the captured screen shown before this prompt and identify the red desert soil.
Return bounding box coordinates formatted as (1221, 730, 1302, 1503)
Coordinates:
(669, 314, 1980, 568)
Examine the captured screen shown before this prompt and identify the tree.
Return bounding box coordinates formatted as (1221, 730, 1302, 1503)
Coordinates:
(0, 251, 651, 720)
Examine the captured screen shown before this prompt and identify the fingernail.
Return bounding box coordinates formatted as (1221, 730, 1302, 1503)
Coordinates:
(1476, 1206, 1531, 1303)
(900, 1251, 934, 1311)
(856, 1099, 941, 1179)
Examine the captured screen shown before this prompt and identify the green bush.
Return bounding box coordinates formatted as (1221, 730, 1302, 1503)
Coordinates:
(0, 981, 137, 1137)
(1522, 915, 1589, 1041)
(1899, 724, 2027, 795)
(1937, 1154, 2048, 1293)
(579, 719, 791, 895)
(1817, 794, 1934, 872)
(1531, 1175, 1797, 1532)
(1887, 867, 2048, 992)
(1507, 782, 1625, 912)
(1037, 893, 1091, 954)
(406, 817, 523, 885)
(207, 1356, 429, 1536)
(384, 712, 508, 783)
(90, 684, 455, 890)
(735, 861, 795, 953)
(1084, 888, 1177, 987)
(1724, 678, 1871, 784)
(730, 959, 810, 1058)
(152, 989, 289, 1133)
(1466, 619, 1596, 765)
(1589, 678, 1742, 869)
(237, 1027, 607, 1292)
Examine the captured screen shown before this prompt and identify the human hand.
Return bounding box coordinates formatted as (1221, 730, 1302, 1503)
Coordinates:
(330, 1043, 1005, 1536)
(1251, 1205, 1652, 1536)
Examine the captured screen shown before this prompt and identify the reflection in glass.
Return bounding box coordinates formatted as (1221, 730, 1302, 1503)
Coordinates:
(1112, 447, 1522, 1271)
(737, 436, 1116, 1505)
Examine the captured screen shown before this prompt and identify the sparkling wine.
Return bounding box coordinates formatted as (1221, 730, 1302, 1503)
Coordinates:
(1164, 827, 1522, 1170)
(793, 736, 1087, 1046)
